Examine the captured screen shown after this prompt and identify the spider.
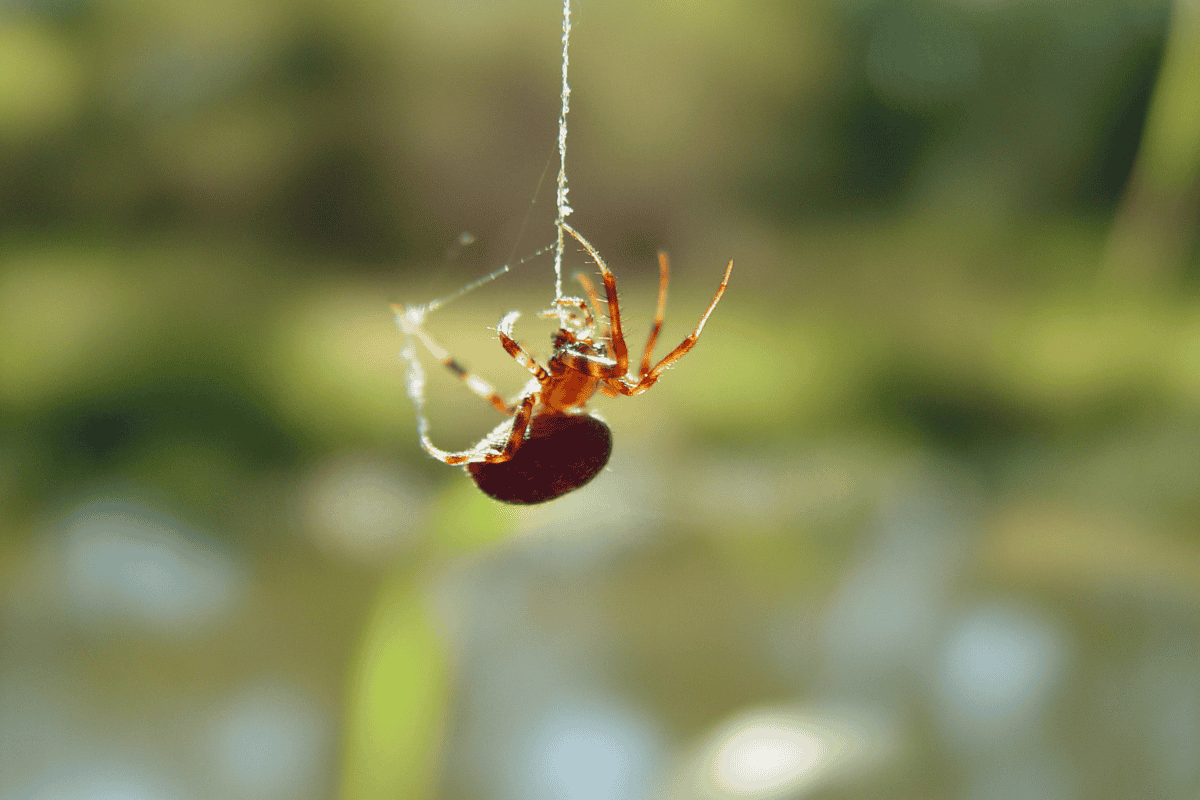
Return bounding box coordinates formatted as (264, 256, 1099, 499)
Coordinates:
(395, 222, 732, 504)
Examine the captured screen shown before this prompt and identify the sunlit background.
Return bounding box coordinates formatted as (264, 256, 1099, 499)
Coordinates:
(3, 0, 1200, 798)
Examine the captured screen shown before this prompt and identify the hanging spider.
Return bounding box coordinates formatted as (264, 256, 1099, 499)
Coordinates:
(395, 222, 732, 504)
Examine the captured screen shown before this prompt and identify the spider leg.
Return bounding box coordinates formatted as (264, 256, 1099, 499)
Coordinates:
(393, 303, 511, 413)
(575, 272, 608, 331)
(571, 296, 595, 330)
(639, 251, 670, 378)
(605, 257, 733, 396)
(539, 295, 595, 333)
(497, 310, 552, 384)
(575, 271, 613, 358)
(394, 303, 539, 466)
(481, 391, 538, 463)
(419, 391, 539, 466)
(561, 222, 631, 377)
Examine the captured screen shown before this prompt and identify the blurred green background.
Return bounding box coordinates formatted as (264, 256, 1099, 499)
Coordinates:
(3, 0, 1200, 799)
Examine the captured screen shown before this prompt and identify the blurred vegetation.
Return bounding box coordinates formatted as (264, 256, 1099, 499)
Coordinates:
(2, 1, 1199, 799)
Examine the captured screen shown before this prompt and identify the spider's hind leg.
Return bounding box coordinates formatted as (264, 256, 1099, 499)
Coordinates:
(393, 304, 511, 414)
(437, 391, 539, 466)
(394, 304, 539, 466)
(496, 310, 553, 385)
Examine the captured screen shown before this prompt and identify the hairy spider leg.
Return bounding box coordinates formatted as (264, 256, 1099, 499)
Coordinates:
(393, 303, 511, 413)
(539, 295, 595, 335)
(577, 252, 666, 379)
(496, 311, 552, 384)
(574, 272, 609, 334)
(560, 222, 732, 396)
(639, 251, 670, 378)
(620, 256, 732, 395)
(443, 392, 539, 466)
(393, 304, 544, 466)
(573, 268, 619, 376)
(560, 222, 632, 376)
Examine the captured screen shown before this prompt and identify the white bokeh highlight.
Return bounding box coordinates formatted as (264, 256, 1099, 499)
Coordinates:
(207, 683, 329, 800)
(935, 603, 1069, 744)
(518, 699, 663, 800)
(713, 722, 825, 795)
(61, 499, 241, 635)
(676, 707, 898, 799)
(301, 453, 426, 562)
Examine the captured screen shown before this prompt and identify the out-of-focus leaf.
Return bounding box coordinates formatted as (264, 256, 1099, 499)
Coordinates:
(340, 563, 447, 800)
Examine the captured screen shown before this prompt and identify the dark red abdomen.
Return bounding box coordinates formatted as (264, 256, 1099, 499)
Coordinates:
(467, 413, 612, 504)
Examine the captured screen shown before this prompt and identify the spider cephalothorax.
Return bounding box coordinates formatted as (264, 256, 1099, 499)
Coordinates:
(396, 222, 732, 504)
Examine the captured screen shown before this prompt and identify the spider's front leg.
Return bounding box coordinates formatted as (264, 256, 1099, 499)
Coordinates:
(561, 222, 632, 377)
(561, 222, 732, 395)
(639, 251, 670, 378)
(609, 256, 733, 396)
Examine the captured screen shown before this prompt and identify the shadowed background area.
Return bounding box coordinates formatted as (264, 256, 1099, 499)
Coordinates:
(3, 1, 1200, 799)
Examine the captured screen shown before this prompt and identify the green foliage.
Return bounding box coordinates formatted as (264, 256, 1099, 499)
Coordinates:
(340, 563, 448, 800)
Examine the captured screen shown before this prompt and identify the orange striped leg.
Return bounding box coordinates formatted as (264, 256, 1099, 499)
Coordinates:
(496, 310, 552, 385)
(575, 273, 608, 333)
(575, 272, 613, 357)
(426, 392, 538, 465)
(481, 392, 538, 463)
(561, 222, 631, 377)
(608, 257, 733, 396)
(576, 271, 621, 395)
(639, 251, 670, 378)
(392, 303, 510, 414)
